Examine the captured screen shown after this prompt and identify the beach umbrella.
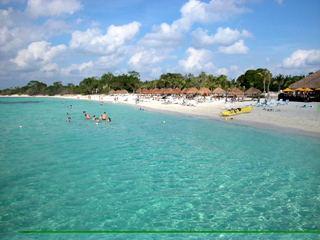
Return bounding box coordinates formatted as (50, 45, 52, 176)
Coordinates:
(151, 88, 159, 94)
(153, 88, 162, 94)
(185, 87, 199, 94)
(303, 88, 314, 92)
(181, 88, 189, 94)
(295, 88, 304, 91)
(162, 88, 173, 95)
(244, 87, 262, 95)
(212, 87, 226, 95)
(282, 88, 293, 92)
(198, 87, 212, 95)
(172, 88, 182, 94)
(141, 89, 149, 94)
(228, 87, 243, 96)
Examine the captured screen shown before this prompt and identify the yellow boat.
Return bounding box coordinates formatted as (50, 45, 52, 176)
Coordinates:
(221, 105, 253, 116)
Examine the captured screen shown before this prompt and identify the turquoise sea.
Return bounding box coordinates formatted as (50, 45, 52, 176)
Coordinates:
(0, 97, 319, 239)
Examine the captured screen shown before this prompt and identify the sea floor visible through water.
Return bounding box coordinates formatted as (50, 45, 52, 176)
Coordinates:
(0, 97, 319, 239)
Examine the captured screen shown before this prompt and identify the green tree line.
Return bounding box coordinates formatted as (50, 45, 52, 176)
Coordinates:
(0, 69, 307, 96)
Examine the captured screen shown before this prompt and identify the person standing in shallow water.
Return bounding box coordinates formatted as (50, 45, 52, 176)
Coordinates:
(100, 112, 107, 120)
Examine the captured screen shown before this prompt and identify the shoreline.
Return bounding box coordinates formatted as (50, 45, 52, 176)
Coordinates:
(3, 94, 320, 138)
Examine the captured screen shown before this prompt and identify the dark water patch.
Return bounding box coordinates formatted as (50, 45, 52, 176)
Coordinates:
(0, 101, 44, 104)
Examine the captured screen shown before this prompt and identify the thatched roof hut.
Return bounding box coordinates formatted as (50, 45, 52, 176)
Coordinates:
(228, 87, 243, 96)
(244, 87, 262, 95)
(198, 87, 211, 95)
(212, 87, 225, 94)
(141, 89, 149, 94)
(289, 70, 320, 89)
(185, 87, 198, 94)
(108, 89, 115, 94)
(172, 88, 181, 94)
(162, 88, 173, 94)
(181, 88, 189, 94)
(135, 88, 141, 93)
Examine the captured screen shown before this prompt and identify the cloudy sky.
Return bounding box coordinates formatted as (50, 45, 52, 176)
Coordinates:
(1, 0, 319, 89)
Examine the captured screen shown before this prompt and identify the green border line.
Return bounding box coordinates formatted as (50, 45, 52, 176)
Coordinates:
(19, 231, 320, 234)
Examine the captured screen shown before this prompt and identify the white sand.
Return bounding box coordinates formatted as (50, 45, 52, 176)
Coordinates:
(6, 94, 320, 137)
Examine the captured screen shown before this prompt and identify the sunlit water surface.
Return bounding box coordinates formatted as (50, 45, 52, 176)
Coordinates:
(0, 97, 319, 239)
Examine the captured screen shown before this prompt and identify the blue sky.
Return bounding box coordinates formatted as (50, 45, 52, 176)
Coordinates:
(1, 0, 319, 89)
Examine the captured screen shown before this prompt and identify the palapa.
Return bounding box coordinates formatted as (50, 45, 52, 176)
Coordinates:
(108, 89, 115, 94)
(289, 70, 320, 89)
(185, 87, 199, 94)
(228, 87, 243, 96)
(172, 88, 181, 94)
(162, 88, 173, 94)
(181, 88, 189, 94)
(141, 89, 149, 94)
(198, 87, 212, 95)
(212, 87, 226, 95)
(135, 88, 141, 93)
(244, 87, 262, 95)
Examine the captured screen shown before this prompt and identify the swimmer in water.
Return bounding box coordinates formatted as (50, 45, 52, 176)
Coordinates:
(67, 117, 71, 122)
(92, 115, 99, 121)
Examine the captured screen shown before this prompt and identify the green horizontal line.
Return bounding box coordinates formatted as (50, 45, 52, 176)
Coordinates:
(19, 231, 320, 234)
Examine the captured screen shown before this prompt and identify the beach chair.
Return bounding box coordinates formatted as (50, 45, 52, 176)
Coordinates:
(269, 100, 278, 107)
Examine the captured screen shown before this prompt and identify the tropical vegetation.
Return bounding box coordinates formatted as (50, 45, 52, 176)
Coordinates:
(0, 69, 308, 96)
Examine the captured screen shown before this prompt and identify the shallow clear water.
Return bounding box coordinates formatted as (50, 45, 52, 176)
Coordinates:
(0, 97, 319, 239)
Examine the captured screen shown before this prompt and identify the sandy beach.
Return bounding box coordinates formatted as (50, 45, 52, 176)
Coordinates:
(5, 94, 320, 137)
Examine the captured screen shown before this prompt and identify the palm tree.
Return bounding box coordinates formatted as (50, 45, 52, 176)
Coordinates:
(273, 74, 285, 92)
(258, 69, 272, 93)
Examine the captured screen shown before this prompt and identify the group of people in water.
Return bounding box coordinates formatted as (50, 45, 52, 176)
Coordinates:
(83, 111, 111, 122)
(65, 104, 111, 122)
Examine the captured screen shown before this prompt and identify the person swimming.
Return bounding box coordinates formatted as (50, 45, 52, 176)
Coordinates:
(85, 113, 90, 119)
(92, 115, 99, 121)
(107, 118, 111, 122)
(67, 117, 71, 122)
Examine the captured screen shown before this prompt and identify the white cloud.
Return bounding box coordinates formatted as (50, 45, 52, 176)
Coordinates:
(218, 40, 249, 55)
(139, 21, 187, 48)
(179, 47, 213, 72)
(275, 0, 283, 4)
(61, 61, 94, 76)
(181, 0, 250, 23)
(26, 0, 82, 18)
(140, 0, 250, 48)
(281, 49, 320, 68)
(191, 27, 253, 48)
(128, 48, 172, 71)
(10, 41, 67, 70)
(69, 21, 141, 55)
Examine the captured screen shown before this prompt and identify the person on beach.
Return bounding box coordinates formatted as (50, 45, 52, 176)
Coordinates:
(67, 117, 71, 122)
(100, 112, 107, 120)
(85, 114, 90, 119)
